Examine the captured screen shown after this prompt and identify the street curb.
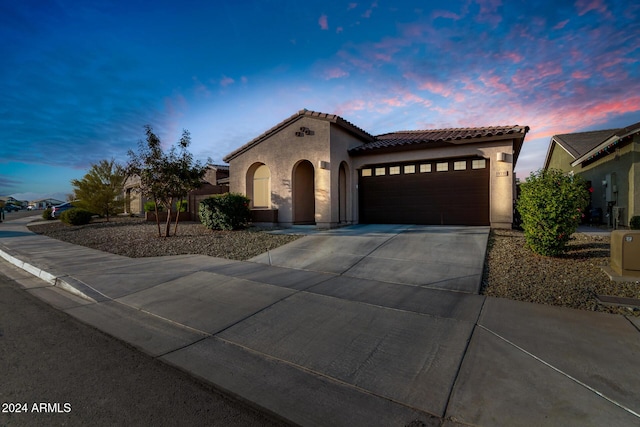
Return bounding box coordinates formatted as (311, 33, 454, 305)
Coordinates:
(0, 247, 97, 303)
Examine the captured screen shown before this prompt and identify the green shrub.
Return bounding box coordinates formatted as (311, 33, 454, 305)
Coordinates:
(630, 216, 640, 230)
(199, 193, 251, 231)
(177, 200, 188, 212)
(43, 208, 54, 220)
(144, 200, 163, 212)
(517, 169, 589, 257)
(60, 208, 93, 226)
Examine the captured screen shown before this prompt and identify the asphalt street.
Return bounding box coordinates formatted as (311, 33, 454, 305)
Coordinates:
(0, 264, 291, 427)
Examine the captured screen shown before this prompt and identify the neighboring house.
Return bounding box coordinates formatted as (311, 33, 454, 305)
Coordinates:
(31, 198, 65, 209)
(544, 121, 640, 228)
(223, 109, 529, 229)
(0, 196, 21, 206)
(123, 164, 229, 219)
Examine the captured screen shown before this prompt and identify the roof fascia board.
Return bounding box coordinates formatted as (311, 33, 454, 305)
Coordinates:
(570, 135, 618, 167)
(544, 137, 574, 169)
(223, 114, 304, 162)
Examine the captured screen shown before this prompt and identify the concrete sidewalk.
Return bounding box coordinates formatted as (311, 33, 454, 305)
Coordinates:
(1, 216, 639, 426)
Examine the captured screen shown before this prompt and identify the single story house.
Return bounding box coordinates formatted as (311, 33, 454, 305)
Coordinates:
(544, 121, 640, 228)
(31, 198, 65, 209)
(123, 164, 229, 218)
(223, 109, 530, 229)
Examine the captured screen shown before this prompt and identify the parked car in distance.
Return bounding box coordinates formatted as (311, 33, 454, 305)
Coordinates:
(4, 204, 21, 212)
(51, 202, 75, 218)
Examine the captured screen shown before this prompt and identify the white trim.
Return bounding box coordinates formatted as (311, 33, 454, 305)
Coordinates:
(570, 135, 618, 167)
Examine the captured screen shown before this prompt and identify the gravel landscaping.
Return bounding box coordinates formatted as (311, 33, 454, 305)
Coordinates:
(26, 217, 639, 316)
(27, 217, 301, 261)
(482, 228, 640, 316)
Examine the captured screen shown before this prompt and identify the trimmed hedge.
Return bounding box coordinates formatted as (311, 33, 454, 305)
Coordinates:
(60, 208, 93, 226)
(199, 193, 251, 231)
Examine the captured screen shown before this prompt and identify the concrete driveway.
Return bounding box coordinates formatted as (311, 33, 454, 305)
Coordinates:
(4, 217, 639, 426)
(251, 224, 490, 294)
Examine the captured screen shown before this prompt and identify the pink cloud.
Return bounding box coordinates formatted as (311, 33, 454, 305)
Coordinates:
(420, 81, 452, 97)
(475, 0, 503, 27)
(335, 99, 367, 116)
(380, 91, 432, 109)
(554, 19, 570, 30)
(362, 1, 377, 18)
(502, 51, 524, 63)
(220, 76, 235, 87)
(347, 3, 357, 10)
(318, 14, 328, 30)
(432, 10, 462, 20)
(192, 77, 211, 97)
(571, 70, 590, 79)
(323, 67, 349, 80)
(512, 61, 562, 89)
(575, 0, 609, 16)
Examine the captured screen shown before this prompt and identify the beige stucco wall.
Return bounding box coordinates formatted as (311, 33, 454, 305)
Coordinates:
(228, 116, 336, 227)
(228, 117, 520, 229)
(349, 139, 518, 228)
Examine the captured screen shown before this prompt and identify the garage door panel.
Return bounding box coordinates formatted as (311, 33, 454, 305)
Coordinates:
(359, 159, 489, 226)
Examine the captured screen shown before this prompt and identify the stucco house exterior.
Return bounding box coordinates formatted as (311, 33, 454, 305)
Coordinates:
(123, 164, 229, 218)
(223, 109, 529, 229)
(544, 121, 640, 228)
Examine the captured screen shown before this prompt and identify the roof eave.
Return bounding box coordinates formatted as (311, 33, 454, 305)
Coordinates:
(350, 127, 529, 158)
(544, 137, 576, 170)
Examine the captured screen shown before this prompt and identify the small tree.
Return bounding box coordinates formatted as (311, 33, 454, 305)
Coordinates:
(517, 169, 589, 256)
(126, 125, 208, 237)
(71, 159, 126, 221)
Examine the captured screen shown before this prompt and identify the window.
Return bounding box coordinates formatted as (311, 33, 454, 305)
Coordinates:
(375, 167, 386, 176)
(454, 161, 467, 171)
(472, 159, 487, 169)
(436, 162, 449, 172)
(362, 168, 372, 177)
(419, 164, 431, 173)
(389, 166, 400, 175)
(404, 165, 416, 174)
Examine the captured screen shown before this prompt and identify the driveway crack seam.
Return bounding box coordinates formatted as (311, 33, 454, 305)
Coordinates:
(339, 228, 406, 277)
(478, 324, 640, 419)
(441, 295, 487, 419)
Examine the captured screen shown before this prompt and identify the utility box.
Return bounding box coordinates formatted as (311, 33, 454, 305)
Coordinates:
(610, 230, 640, 277)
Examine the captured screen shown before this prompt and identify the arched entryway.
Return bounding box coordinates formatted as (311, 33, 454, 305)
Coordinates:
(338, 162, 349, 223)
(293, 160, 315, 224)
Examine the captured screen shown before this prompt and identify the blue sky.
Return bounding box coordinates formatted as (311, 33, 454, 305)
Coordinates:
(2, 0, 639, 201)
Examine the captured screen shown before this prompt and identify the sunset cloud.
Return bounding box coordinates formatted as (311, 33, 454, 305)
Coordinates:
(318, 14, 329, 30)
(323, 67, 349, 80)
(220, 76, 235, 87)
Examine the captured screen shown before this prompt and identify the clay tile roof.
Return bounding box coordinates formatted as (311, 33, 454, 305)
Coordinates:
(349, 125, 530, 154)
(223, 109, 374, 162)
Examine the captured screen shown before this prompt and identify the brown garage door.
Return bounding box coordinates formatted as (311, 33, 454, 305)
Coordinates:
(358, 158, 490, 225)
